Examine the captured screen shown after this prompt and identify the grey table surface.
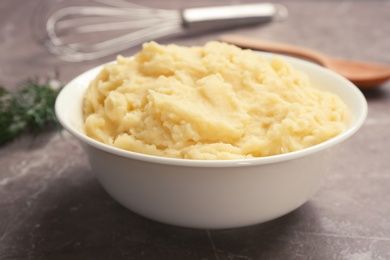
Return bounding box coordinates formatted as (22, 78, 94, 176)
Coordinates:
(1, 0, 390, 259)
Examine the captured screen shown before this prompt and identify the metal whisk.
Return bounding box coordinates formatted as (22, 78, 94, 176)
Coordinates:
(46, 0, 288, 62)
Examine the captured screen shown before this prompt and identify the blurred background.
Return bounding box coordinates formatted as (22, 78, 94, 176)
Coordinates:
(2, 0, 389, 87)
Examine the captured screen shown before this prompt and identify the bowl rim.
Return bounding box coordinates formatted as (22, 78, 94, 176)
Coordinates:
(55, 51, 368, 168)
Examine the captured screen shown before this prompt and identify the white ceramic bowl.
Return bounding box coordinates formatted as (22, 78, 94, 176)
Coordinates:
(55, 52, 367, 229)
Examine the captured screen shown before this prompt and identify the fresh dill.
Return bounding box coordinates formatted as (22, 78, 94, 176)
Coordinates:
(0, 77, 63, 146)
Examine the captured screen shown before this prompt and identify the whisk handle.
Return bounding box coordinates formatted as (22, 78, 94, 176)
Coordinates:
(181, 3, 287, 31)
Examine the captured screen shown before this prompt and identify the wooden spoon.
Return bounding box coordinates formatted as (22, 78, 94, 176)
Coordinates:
(219, 34, 390, 89)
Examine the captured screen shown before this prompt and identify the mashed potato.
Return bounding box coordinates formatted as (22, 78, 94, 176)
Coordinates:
(83, 41, 350, 160)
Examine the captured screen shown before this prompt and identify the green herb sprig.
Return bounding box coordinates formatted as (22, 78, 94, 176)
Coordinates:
(0, 77, 63, 146)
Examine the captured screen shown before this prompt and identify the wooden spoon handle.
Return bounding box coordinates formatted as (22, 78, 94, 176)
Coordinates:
(219, 34, 328, 66)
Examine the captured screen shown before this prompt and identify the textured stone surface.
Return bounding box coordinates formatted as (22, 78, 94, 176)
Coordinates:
(1, 0, 390, 259)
